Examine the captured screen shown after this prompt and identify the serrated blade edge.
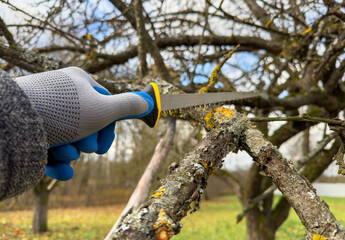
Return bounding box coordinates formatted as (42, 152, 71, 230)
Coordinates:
(160, 92, 259, 111)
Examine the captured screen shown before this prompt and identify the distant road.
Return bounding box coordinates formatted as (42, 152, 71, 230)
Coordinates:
(275, 183, 345, 197)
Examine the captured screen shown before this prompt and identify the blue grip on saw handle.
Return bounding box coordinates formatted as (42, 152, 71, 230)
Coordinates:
(117, 82, 161, 128)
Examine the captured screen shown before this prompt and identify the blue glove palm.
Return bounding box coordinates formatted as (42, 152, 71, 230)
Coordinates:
(45, 87, 115, 181)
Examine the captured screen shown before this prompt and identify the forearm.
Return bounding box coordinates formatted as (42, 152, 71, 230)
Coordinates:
(0, 69, 47, 200)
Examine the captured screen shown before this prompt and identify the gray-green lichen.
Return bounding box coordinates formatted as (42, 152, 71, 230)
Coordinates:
(245, 128, 269, 156)
(21, 48, 64, 70)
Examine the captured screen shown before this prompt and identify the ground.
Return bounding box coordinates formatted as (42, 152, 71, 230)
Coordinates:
(1, 195, 345, 240)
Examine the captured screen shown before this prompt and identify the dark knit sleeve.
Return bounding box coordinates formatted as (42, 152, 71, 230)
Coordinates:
(0, 69, 48, 201)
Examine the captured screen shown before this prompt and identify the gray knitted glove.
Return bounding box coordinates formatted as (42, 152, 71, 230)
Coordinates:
(15, 67, 152, 146)
(0, 69, 47, 201)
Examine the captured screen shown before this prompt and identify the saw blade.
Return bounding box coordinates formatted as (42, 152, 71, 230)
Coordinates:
(160, 92, 259, 111)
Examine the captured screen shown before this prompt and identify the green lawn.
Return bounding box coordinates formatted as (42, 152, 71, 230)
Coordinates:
(1, 195, 345, 239)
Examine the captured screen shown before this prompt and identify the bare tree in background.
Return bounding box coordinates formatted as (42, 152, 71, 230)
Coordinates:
(2, 0, 345, 239)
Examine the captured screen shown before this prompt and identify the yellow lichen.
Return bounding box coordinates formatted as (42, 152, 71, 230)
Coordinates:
(217, 107, 233, 118)
(154, 192, 163, 198)
(154, 187, 166, 198)
(198, 86, 208, 94)
(198, 45, 240, 94)
(201, 160, 208, 168)
(167, 108, 182, 117)
(86, 33, 93, 41)
(302, 27, 312, 36)
(265, 19, 273, 28)
(154, 209, 172, 233)
(204, 107, 233, 129)
(205, 109, 217, 129)
(313, 234, 327, 240)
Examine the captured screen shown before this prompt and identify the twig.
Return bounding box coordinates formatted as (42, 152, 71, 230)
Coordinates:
(198, 44, 240, 93)
(249, 115, 343, 125)
(109, 0, 173, 82)
(47, 179, 58, 191)
(190, 1, 210, 83)
(0, 17, 16, 46)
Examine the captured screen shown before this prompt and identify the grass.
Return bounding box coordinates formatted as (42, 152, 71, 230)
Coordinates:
(1, 195, 345, 239)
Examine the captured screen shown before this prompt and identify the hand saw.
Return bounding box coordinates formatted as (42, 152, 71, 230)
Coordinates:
(140, 82, 259, 128)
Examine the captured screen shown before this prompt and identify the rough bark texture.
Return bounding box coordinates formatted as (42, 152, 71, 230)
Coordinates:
(111, 107, 345, 240)
(110, 111, 242, 239)
(0, 43, 65, 72)
(106, 117, 176, 239)
(242, 129, 345, 239)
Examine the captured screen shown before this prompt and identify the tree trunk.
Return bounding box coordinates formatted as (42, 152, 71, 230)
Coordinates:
(32, 176, 52, 233)
(246, 207, 274, 240)
(245, 165, 275, 240)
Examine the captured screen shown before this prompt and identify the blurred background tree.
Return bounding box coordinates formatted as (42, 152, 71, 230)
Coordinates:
(1, 0, 345, 239)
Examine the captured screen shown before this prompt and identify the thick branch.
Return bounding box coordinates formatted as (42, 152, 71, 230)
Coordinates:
(242, 129, 345, 239)
(272, 139, 340, 231)
(106, 117, 176, 239)
(33, 34, 280, 73)
(236, 132, 337, 223)
(110, 110, 244, 240)
(259, 93, 339, 112)
(109, 100, 345, 239)
(0, 43, 65, 72)
(83, 35, 280, 73)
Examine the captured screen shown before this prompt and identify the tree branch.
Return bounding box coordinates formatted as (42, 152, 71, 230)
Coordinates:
(236, 132, 337, 223)
(249, 115, 343, 125)
(107, 89, 345, 238)
(0, 43, 65, 72)
(0, 17, 16, 46)
(106, 117, 176, 239)
(33, 34, 281, 74)
(109, 0, 172, 82)
(134, 0, 149, 79)
(272, 139, 341, 231)
(242, 129, 345, 239)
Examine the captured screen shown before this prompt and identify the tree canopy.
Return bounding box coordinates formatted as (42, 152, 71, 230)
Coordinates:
(2, 0, 345, 239)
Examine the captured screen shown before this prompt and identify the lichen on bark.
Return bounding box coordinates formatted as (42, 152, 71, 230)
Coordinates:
(111, 102, 345, 239)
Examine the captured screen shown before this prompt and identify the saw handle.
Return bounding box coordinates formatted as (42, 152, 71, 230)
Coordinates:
(138, 83, 161, 128)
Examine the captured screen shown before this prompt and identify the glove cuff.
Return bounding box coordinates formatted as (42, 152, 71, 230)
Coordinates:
(0, 70, 47, 200)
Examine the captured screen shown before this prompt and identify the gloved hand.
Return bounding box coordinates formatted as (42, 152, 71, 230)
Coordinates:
(15, 67, 157, 181)
(45, 87, 116, 181)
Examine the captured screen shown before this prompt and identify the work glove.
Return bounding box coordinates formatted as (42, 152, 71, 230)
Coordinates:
(15, 67, 156, 181)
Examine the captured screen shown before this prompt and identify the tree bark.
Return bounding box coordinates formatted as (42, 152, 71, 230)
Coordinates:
(106, 117, 176, 239)
(108, 106, 345, 239)
(32, 176, 52, 233)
